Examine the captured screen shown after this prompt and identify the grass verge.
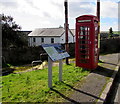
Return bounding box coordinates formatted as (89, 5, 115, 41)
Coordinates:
(2, 63, 34, 74)
(2, 63, 90, 102)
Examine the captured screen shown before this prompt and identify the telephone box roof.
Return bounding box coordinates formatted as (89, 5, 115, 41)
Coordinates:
(76, 15, 98, 20)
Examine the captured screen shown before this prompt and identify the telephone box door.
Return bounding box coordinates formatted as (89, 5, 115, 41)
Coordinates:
(76, 24, 93, 69)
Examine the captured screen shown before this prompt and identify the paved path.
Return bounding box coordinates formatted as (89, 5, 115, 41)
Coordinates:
(63, 53, 119, 103)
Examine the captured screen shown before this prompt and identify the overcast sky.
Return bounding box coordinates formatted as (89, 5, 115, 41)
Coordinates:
(0, 0, 119, 31)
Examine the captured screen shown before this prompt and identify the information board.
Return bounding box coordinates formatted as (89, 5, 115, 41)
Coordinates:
(42, 44, 70, 61)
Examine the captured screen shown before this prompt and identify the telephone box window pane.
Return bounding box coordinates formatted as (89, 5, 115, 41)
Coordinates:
(80, 27, 86, 35)
(80, 44, 89, 48)
(79, 26, 90, 39)
(80, 50, 89, 54)
(88, 27, 90, 31)
(80, 59, 88, 63)
(79, 40, 90, 44)
(80, 54, 89, 59)
(88, 28, 90, 36)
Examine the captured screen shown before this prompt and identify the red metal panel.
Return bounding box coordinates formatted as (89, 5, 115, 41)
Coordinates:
(75, 15, 99, 70)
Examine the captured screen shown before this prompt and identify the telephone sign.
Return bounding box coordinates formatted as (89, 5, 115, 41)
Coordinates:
(75, 15, 99, 69)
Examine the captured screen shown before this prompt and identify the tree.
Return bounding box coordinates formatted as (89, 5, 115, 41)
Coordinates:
(109, 27, 113, 38)
(1, 14, 27, 48)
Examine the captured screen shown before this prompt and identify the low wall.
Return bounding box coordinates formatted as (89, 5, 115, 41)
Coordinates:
(67, 38, 120, 57)
(2, 46, 46, 64)
(100, 38, 120, 54)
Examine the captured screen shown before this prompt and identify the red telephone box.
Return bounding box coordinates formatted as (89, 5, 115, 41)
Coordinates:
(75, 15, 99, 70)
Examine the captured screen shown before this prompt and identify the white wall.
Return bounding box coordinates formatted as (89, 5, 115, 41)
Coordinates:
(60, 30, 74, 43)
(28, 37, 60, 46)
(43, 37, 60, 45)
(28, 30, 74, 46)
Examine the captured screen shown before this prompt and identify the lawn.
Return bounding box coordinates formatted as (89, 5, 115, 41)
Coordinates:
(2, 63, 90, 102)
(113, 31, 120, 34)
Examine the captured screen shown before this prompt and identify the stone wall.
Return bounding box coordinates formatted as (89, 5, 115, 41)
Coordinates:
(100, 38, 120, 54)
(2, 46, 46, 64)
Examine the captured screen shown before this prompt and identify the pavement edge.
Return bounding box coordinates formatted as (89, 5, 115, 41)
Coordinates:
(97, 65, 119, 103)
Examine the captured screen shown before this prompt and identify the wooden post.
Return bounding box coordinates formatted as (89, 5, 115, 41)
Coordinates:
(59, 59, 62, 81)
(97, 0, 100, 60)
(64, 0, 69, 65)
(48, 57, 52, 88)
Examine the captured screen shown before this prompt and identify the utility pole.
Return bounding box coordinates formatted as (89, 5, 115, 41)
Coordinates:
(97, 0, 100, 60)
(64, 0, 69, 65)
(97, 0, 100, 21)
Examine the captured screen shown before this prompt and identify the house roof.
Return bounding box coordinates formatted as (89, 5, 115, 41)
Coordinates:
(70, 29, 75, 36)
(28, 28, 65, 37)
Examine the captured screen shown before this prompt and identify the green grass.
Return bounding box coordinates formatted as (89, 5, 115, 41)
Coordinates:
(2, 63, 33, 73)
(101, 31, 120, 34)
(113, 31, 120, 34)
(2, 63, 90, 102)
(12, 65, 33, 73)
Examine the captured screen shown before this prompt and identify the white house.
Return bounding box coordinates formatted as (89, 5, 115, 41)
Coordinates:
(70, 29, 75, 42)
(28, 27, 75, 46)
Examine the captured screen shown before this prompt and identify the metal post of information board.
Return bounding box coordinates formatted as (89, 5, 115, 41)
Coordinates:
(48, 56, 52, 88)
(59, 59, 62, 81)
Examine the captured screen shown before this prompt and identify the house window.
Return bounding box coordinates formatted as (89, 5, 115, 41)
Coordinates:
(41, 38, 44, 43)
(51, 38, 54, 43)
(33, 37, 36, 42)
